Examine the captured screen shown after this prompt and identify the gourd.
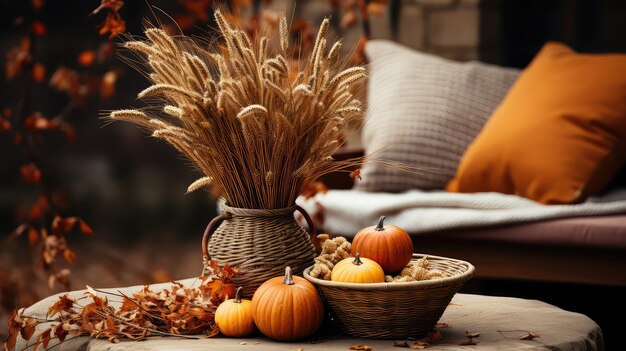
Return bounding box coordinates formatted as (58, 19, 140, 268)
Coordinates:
(214, 286, 255, 337)
(351, 216, 413, 273)
(251, 267, 324, 341)
(331, 253, 385, 283)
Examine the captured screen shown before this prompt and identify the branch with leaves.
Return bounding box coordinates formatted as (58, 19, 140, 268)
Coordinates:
(5, 261, 238, 351)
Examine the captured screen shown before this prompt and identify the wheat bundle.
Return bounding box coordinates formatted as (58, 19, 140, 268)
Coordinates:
(111, 11, 366, 209)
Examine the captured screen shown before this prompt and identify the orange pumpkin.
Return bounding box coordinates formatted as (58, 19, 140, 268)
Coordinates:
(252, 266, 324, 341)
(214, 286, 255, 337)
(331, 253, 385, 283)
(352, 216, 413, 273)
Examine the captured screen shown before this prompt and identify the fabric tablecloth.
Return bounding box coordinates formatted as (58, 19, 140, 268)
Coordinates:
(14, 278, 603, 351)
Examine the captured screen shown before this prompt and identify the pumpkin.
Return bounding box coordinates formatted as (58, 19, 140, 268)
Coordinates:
(214, 286, 255, 337)
(331, 253, 385, 283)
(252, 266, 324, 341)
(352, 216, 413, 273)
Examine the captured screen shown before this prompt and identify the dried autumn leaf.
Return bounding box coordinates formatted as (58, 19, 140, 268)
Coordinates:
(78, 50, 96, 66)
(32, 21, 47, 36)
(341, 10, 358, 29)
(99, 12, 126, 39)
(49, 66, 79, 93)
(180, 0, 212, 22)
(0, 117, 11, 132)
(5, 38, 31, 79)
(47, 294, 75, 316)
(520, 331, 540, 340)
(460, 331, 480, 346)
(61, 123, 76, 143)
(393, 340, 430, 349)
(349, 168, 362, 181)
(28, 227, 39, 245)
(32, 0, 44, 10)
(24, 112, 58, 131)
(349, 345, 373, 351)
(92, 0, 124, 14)
(97, 42, 114, 63)
(367, 2, 386, 17)
(20, 318, 37, 340)
(410, 341, 430, 349)
(300, 181, 328, 199)
(39, 328, 52, 349)
(20, 163, 42, 184)
(466, 331, 480, 338)
(63, 248, 76, 263)
(32, 63, 46, 82)
(100, 70, 118, 98)
(6, 310, 21, 351)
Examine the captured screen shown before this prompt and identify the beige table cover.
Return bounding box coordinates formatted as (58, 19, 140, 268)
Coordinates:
(14, 278, 603, 351)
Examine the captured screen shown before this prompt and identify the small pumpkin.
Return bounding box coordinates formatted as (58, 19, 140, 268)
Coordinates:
(331, 252, 385, 283)
(352, 216, 413, 273)
(252, 266, 324, 341)
(214, 286, 255, 337)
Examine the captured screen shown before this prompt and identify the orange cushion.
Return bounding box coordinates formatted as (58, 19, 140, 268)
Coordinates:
(446, 42, 626, 204)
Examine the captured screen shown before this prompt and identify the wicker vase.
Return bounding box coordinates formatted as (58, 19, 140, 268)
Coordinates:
(201, 204, 317, 298)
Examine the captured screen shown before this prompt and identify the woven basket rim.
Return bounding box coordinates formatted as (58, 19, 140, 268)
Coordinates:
(303, 253, 475, 290)
(220, 203, 297, 217)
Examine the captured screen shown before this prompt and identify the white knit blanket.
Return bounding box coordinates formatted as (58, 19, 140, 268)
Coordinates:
(296, 189, 626, 237)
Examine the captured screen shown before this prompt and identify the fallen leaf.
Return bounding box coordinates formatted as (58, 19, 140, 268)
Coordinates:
(461, 330, 480, 346)
(349, 346, 373, 351)
(520, 331, 540, 340)
(466, 331, 480, 338)
(392, 340, 430, 349)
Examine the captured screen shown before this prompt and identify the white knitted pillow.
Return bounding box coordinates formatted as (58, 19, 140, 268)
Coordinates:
(356, 40, 520, 192)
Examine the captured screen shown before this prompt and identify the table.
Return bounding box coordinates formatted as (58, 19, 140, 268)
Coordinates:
(15, 279, 604, 351)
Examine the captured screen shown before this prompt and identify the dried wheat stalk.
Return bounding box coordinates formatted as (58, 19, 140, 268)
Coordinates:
(111, 11, 366, 209)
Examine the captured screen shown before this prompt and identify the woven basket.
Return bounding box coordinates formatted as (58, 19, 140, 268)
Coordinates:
(202, 204, 316, 298)
(303, 254, 475, 339)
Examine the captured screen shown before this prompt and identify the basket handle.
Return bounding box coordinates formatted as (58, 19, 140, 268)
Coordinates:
(201, 205, 317, 263)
